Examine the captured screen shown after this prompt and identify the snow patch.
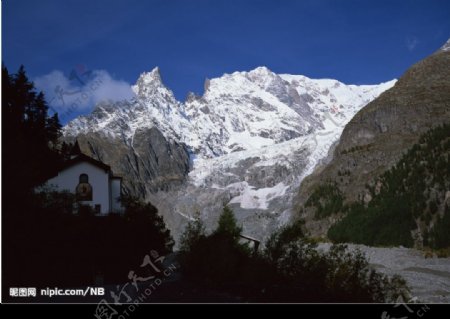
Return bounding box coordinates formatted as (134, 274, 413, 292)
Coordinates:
(229, 182, 289, 210)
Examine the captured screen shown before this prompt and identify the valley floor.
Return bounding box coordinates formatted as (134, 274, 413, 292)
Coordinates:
(26, 246, 450, 304)
(106, 245, 450, 303)
(318, 243, 450, 303)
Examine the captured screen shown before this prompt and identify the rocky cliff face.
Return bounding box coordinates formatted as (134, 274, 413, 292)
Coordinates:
(63, 68, 193, 197)
(295, 41, 450, 238)
(63, 66, 394, 244)
(66, 127, 190, 197)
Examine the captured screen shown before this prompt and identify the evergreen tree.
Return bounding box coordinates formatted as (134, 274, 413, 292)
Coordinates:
(328, 123, 450, 247)
(46, 112, 62, 145)
(215, 205, 242, 240)
(2, 65, 63, 211)
(179, 212, 206, 253)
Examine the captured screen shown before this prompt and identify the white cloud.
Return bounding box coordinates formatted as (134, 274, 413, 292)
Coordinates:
(34, 69, 135, 119)
(406, 36, 419, 52)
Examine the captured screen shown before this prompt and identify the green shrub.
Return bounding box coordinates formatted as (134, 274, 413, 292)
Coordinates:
(305, 183, 344, 219)
(3, 192, 174, 288)
(179, 212, 206, 253)
(180, 206, 410, 302)
(264, 220, 305, 262)
(266, 238, 410, 302)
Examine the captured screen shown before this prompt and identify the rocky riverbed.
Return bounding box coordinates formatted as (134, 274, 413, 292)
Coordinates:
(318, 243, 450, 303)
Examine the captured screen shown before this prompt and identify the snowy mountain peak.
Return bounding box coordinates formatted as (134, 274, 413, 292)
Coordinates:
(248, 66, 273, 75)
(203, 78, 211, 92)
(245, 66, 281, 88)
(145, 66, 162, 81)
(137, 66, 162, 84)
(65, 67, 396, 159)
(440, 38, 450, 52)
(63, 66, 396, 238)
(131, 66, 174, 101)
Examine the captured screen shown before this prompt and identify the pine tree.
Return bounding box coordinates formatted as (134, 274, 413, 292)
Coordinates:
(215, 205, 242, 240)
(179, 212, 206, 252)
(46, 113, 62, 145)
(2, 65, 63, 211)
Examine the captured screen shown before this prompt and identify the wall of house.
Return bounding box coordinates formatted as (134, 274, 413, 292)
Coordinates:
(46, 162, 110, 214)
(110, 178, 123, 213)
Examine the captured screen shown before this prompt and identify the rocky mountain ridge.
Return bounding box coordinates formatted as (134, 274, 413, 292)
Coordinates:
(63, 66, 395, 243)
(294, 39, 450, 242)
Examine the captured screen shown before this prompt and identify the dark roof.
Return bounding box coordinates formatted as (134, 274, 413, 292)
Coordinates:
(239, 234, 260, 244)
(72, 140, 82, 156)
(60, 154, 111, 173)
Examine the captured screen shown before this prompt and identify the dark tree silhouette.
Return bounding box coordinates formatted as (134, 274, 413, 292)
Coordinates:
(2, 65, 62, 210)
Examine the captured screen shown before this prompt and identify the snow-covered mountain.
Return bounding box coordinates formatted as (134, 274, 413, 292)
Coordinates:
(64, 66, 395, 244)
(65, 66, 394, 156)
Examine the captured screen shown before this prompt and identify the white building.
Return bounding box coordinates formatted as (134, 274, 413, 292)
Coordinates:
(45, 153, 123, 215)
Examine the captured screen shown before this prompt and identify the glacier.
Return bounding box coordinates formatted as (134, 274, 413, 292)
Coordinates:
(64, 66, 396, 245)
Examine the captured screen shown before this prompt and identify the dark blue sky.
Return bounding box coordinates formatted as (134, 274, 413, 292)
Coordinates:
(3, 0, 450, 119)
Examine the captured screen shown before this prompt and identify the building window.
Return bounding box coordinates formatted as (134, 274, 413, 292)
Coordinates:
(76, 173, 93, 201)
(79, 173, 89, 183)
